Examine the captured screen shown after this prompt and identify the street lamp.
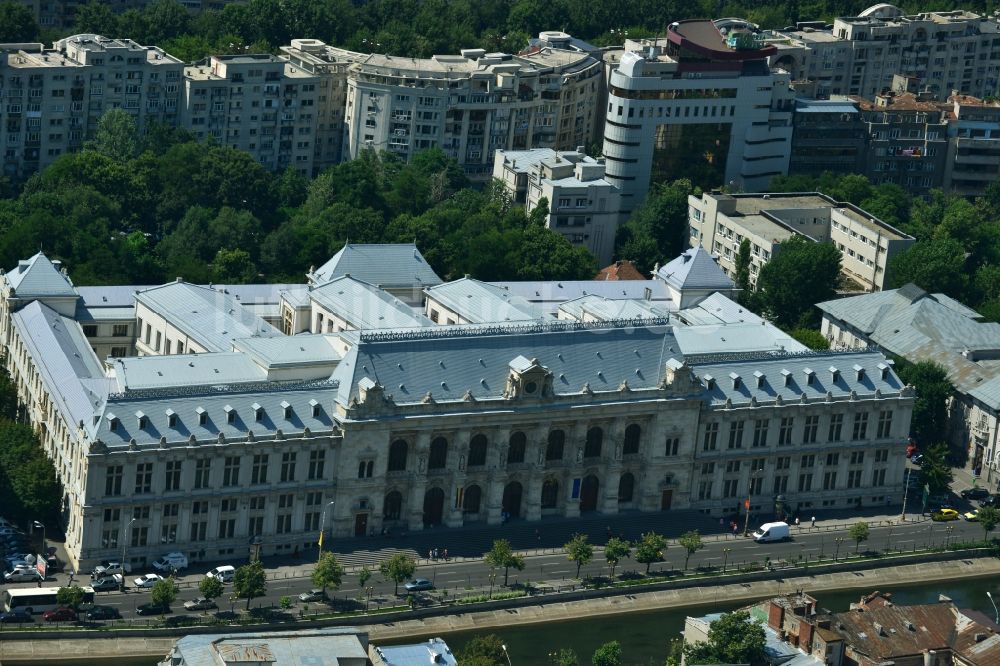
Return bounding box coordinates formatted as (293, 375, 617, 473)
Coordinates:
(743, 464, 766, 536)
(988, 591, 999, 624)
(722, 547, 732, 574)
(317, 501, 335, 561)
(488, 569, 497, 600)
(501, 644, 513, 666)
(901, 465, 912, 522)
(945, 525, 955, 549)
(120, 517, 137, 592)
(834, 537, 845, 562)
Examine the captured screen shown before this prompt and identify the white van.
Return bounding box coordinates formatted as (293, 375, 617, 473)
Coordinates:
(752, 521, 791, 543)
(207, 565, 235, 583)
(152, 551, 189, 572)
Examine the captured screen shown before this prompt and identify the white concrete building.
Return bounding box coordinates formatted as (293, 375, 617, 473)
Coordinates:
(493, 148, 621, 263)
(602, 21, 795, 219)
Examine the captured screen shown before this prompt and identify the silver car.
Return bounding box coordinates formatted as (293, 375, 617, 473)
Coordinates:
(4, 568, 40, 583)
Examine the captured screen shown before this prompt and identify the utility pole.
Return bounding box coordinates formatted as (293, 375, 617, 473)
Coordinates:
(900, 465, 912, 522)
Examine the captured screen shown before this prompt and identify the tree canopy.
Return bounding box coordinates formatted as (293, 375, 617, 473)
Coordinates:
(614, 179, 696, 274)
(753, 236, 841, 329)
(233, 560, 267, 610)
(895, 359, 952, 448)
(684, 610, 767, 666)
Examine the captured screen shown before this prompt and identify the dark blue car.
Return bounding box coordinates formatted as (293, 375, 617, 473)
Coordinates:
(0, 609, 34, 623)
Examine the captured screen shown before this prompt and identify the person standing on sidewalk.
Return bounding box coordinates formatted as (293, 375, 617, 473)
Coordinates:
(811, 516, 816, 528)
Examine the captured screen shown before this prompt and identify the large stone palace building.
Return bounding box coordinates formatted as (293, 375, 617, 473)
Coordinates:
(0, 245, 913, 570)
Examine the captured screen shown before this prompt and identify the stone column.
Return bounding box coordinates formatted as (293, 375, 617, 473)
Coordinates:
(523, 425, 547, 521)
(600, 419, 625, 514)
(445, 429, 470, 528)
(407, 432, 431, 531)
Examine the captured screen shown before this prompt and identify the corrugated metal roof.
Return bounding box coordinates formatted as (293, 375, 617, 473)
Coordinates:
(136, 281, 281, 353)
(558, 295, 672, 321)
(168, 629, 367, 666)
(676, 292, 764, 326)
(375, 638, 458, 666)
(5, 252, 77, 298)
(310, 243, 443, 288)
(675, 322, 807, 356)
(489, 279, 673, 314)
(425, 277, 545, 323)
(311, 276, 432, 329)
(233, 335, 342, 369)
(109, 353, 266, 391)
(656, 247, 735, 291)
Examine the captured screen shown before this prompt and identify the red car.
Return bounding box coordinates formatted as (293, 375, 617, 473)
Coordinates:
(42, 607, 77, 622)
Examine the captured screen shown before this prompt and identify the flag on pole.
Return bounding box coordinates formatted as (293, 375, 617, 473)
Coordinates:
(317, 531, 324, 548)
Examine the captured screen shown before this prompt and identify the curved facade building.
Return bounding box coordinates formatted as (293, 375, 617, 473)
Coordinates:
(602, 21, 794, 217)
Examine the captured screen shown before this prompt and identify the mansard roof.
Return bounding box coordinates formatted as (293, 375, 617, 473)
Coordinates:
(309, 243, 443, 289)
(4, 253, 77, 298)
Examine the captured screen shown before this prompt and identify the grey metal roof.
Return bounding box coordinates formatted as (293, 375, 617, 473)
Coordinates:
(108, 353, 266, 391)
(425, 277, 545, 323)
(309, 243, 443, 288)
(656, 247, 735, 291)
(135, 281, 281, 353)
(5, 252, 77, 298)
(688, 350, 905, 407)
(10, 301, 111, 430)
(164, 628, 367, 666)
(675, 292, 764, 326)
(675, 322, 807, 356)
(330, 321, 681, 407)
(374, 638, 458, 666)
(558, 295, 672, 321)
(233, 334, 343, 369)
(489, 279, 673, 313)
(76, 285, 147, 308)
(311, 276, 433, 329)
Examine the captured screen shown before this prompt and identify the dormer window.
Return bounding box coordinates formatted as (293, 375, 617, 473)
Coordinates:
(704, 374, 715, 390)
(165, 408, 176, 428)
(135, 410, 147, 430)
(853, 364, 865, 381)
(753, 370, 765, 388)
(877, 362, 890, 380)
(196, 406, 207, 426)
(252, 402, 262, 422)
(309, 398, 320, 418)
(281, 400, 292, 419)
(803, 368, 815, 386)
(781, 369, 792, 387)
(107, 412, 118, 432)
(729, 372, 741, 390)
(829, 366, 840, 383)
(224, 405, 235, 424)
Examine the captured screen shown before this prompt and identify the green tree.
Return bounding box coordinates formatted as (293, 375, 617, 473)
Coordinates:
(74, 0, 119, 35)
(684, 610, 766, 666)
(312, 552, 345, 596)
(603, 537, 631, 580)
(665, 638, 684, 666)
(790, 328, 830, 350)
(754, 236, 841, 329)
(233, 560, 267, 610)
(564, 533, 594, 579)
(888, 238, 968, 298)
(895, 360, 952, 447)
(0, 1, 38, 42)
(615, 179, 695, 273)
(484, 539, 525, 586)
(848, 521, 870, 554)
(358, 566, 373, 589)
(592, 641, 623, 666)
(150, 576, 179, 608)
(555, 649, 580, 666)
(920, 442, 954, 495)
(458, 634, 507, 666)
(91, 109, 140, 163)
(212, 247, 258, 283)
(635, 531, 667, 574)
(733, 238, 752, 295)
(977, 505, 1000, 541)
(678, 530, 704, 571)
(379, 553, 416, 595)
(56, 585, 86, 610)
(198, 574, 224, 602)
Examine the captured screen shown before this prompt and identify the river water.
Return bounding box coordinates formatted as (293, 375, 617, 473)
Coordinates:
(13, 577, 1000, 666)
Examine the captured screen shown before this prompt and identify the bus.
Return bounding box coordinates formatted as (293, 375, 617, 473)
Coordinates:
(1, 586, 95, 614)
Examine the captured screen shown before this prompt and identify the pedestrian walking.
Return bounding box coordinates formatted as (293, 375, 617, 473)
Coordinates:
(794, 517, 800, 527)
(810, 516, 816, 528)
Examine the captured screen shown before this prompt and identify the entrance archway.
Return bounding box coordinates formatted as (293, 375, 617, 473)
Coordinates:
(423, 487, 445, 527)
(580, 474, 600, 512)
(502, 481, 523, 519)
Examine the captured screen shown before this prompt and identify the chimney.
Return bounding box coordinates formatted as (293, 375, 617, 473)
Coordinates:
(800, 621, 815, 651)
(768, 600, 786, 631)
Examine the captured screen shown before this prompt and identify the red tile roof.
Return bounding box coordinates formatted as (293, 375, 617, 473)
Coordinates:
(595, 260, 646, 281)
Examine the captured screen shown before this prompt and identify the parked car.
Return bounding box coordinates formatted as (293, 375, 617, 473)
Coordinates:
(91, 574, 123, 591)
(206, 565, 235, 583)
(0, 609, 33, 623)
(42, 607, 77, 622)
(133, 573, 163, 589)
(85, 606, 121, 621)
(92, 561, 131, 578)
(136, 602, 171, 616)
(4, 568, 41, 583)
(984, 495, 1000, 508)
(932, 508, 960, 521)
(964, 510, 980, 521)
(404, 578, 434, 592)
(151, 552, 188, 573)
(298, 588, 326, 602)
(962, 487, 991, 501)
(183, 597, 217, 611)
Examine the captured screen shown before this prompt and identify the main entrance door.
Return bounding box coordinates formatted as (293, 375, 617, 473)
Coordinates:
(423, 487, 445, 527)
(354, 513, 368, 536)
(661, 489, 673, 511)
(580, 474, 599, 512)
(502, 482, 523, 519)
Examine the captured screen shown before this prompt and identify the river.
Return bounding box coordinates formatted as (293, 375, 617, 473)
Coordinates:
(12, 577, 1000, 666)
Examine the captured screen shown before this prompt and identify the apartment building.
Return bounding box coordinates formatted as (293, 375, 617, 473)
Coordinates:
(602, 21, 795, 219)
(341, 38, 602, 180)
(0, 248, 911, 570)
(790, 98, 868, 176)
(943, 94, 1000, 196)
(181, 54, 320, 175)
(688, 191, 914, 292)
(771, 5, 1000, 100)
(0, 34, 183, 179)
(492, 147, 621, 263)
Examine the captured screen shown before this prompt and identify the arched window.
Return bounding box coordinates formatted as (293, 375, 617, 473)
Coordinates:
(387, 439, 408, 472)
(623, 424, 641, 455)
(508, 431, 526, 464)
(366, 460, 374, 477)
(618, 472, 635, 503)
(541, 478, 559, 509)
(384, 491, 403, 520)
(468, 434, 487, 467)
(429, 437, 448, 469)
(585, 426, 603, 458)
(463, 485, 482, 513)
(357, 461, 366, 478)
(546, 429, 565, 461)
